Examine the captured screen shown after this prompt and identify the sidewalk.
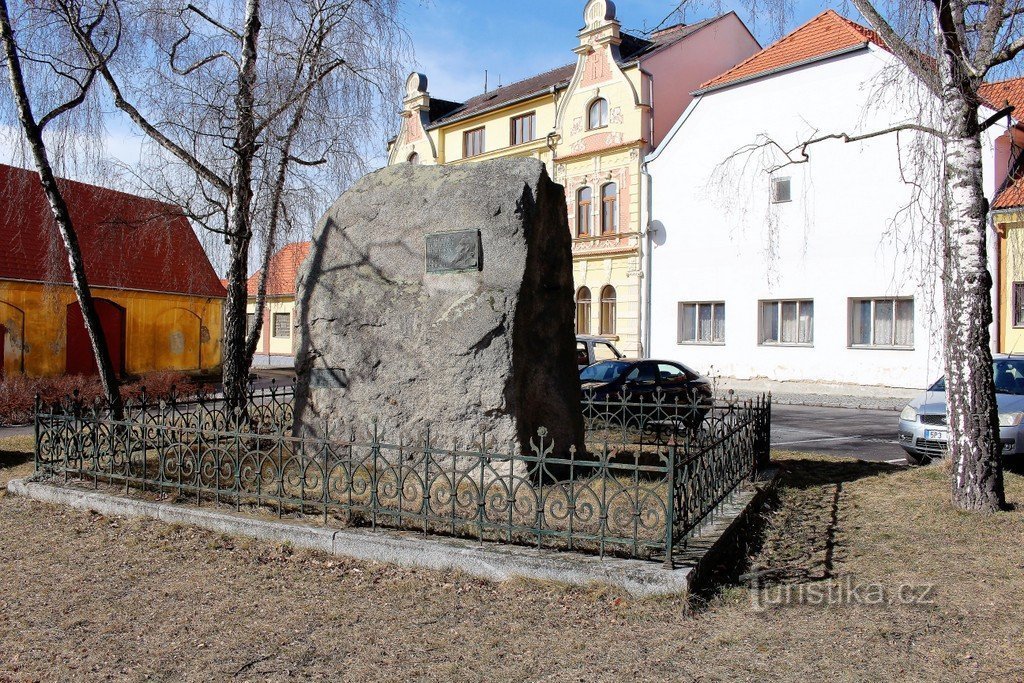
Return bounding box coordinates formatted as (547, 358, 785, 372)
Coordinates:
(714, 376, 919, 411)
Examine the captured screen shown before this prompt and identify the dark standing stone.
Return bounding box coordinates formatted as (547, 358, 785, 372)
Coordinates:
(293, 158, 584, 460)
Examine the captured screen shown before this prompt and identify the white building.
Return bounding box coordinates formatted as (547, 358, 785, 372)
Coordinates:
(643, 10, 1011, 389)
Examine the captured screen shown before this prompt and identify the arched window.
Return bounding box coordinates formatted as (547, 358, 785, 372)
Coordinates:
(601, 182, 618, 234)
(407, 152, 420, 165)
(600, 285, 616, 335)
(575, 287, 592, 334)
(577, 187, 593, 237)
(588, 98, 608, 129)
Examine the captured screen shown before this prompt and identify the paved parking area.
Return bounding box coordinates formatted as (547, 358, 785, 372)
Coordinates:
(771, 404, 906, 463)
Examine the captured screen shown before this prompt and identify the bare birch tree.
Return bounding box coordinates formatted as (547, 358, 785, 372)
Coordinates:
(61, 0, 408, 406)
(0, 0, 124, 415)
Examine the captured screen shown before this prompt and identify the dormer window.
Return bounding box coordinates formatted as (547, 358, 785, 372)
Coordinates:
(588, 98, 608, 130)
(407, 152, 419, 165)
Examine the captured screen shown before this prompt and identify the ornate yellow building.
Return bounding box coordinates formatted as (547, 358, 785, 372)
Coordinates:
(388, 0, 759, 355)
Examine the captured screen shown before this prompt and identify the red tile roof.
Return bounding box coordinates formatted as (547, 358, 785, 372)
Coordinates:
(0, 163, 225, 297)
(699, 10, 885, 92)
(993, 177, 1024, 210)
(980, 77, 1024, 120)
(247, 241, 310, 297)
(976, 78, 1024, 210)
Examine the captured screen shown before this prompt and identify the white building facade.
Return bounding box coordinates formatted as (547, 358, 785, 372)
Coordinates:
(644, 11, 1007, 389)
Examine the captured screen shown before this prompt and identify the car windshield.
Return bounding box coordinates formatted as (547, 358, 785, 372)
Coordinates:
(929, 359, 1024, 395)
(580, 360, 632, 382)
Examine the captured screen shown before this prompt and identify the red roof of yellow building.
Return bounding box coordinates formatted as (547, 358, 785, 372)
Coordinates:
(983, 78, 1024, 210)
(247, 241, 310, 297)
(0, 163, 225, 297)
(699, 10, 885, 92)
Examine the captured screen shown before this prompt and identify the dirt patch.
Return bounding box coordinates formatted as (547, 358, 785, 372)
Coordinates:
(1, 438, 1023, 681)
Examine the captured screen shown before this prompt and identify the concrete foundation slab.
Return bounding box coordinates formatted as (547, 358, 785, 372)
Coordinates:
(8, 469, 778, 597)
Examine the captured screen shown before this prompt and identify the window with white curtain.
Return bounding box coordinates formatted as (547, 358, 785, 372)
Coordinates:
(759, 300, 813, 345)
(850, 298, 914, 348)
(678, 302, 725, 344)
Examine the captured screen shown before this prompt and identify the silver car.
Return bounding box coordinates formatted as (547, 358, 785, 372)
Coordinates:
(898, 354, 1024, 464)
(576, 335, 624, 371)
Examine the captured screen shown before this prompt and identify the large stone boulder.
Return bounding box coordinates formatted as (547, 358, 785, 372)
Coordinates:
(293, 158, 584, 459)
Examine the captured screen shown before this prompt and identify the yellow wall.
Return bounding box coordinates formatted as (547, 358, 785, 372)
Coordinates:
(438, 97, 557, 166)
(999, 217, 1024, 354)
(0, 279, 223, 377)
(247, 296, 296, 358)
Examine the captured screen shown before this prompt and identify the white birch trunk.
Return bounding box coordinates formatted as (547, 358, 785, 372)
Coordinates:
(940, 87, 1005, 511)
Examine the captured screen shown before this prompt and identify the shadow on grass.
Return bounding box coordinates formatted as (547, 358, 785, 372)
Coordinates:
(693, 455, 908, 606)
(0, 446, 32, 472)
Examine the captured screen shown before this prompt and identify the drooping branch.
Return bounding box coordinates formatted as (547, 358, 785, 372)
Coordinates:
(0, 0, 123, 415)
(849, 0, 941, 92)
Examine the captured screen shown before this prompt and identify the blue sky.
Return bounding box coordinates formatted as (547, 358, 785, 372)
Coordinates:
(401, 0, 845, 102)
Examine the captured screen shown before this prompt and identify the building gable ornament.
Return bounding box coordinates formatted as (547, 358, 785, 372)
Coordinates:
(389, 72, 439, 165)
(555, 1, 640, 134)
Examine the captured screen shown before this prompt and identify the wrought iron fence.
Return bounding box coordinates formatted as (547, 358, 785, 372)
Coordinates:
(33, 382, 769, 565)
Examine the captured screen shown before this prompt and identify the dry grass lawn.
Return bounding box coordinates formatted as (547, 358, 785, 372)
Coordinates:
(1, 435, 1023, 682)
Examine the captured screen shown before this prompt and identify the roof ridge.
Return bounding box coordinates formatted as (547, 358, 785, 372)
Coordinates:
(0, 162, 184, 215)
(981, 75, 1024, 87)
(698, 10, 876, 91)
(485, 61, 575, 93)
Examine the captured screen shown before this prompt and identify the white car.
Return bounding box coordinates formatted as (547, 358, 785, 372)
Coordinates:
(898, 354, 1024, 464)
(576, 335, 624, 371)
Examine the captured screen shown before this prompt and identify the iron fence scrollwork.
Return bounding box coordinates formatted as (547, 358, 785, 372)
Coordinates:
(34, 381, 769, 565)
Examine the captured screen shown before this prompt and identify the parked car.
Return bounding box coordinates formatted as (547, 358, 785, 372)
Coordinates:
(576, 335, 624, 371)
(580, 358, 713, 433)
(898, 354, 1024, 465)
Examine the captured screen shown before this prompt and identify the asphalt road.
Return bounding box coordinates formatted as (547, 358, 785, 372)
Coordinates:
(771, 404, 906, 464)
(2, 397, 907, 464)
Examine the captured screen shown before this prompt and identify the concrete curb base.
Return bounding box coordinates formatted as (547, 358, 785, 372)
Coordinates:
(7, 471, 779, 597)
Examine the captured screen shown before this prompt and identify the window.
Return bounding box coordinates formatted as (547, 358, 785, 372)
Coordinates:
(601, 183, 618, 234)
(851, 298, 914, 348)
(463, 127, 485, 158)
(625, 362, 657, 384)
(600, 285, 616, 335)
(657, 363, 689, 384)
(272, 312, 291, 339)
(588, 98, 608, 129)
(510, 112, 536, 146)
(577, 187, 593, 237)
(575, 286, 592, 334)
(1014, 283, 1024, 327)
(576, 341, 590, 367)
(594, 341, 619, 361)
(246, 313, 256, 333)
(760, 300, 813, 345)
(771, 177, 791, 203)
(678, 302, 725, 344)
(407, 152, 420, 165)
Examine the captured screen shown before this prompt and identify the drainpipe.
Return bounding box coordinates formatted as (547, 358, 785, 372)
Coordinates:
(638, 66, 655, 358)
(641, 159, 654, 358)
(638, 66, 655, 360)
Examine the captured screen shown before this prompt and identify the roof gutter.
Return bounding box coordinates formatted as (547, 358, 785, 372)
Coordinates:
(692, 42, 871, 96)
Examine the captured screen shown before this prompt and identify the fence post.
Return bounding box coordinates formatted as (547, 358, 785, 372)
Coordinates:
(663, 443, 675, 569)
(33, 394, 41, 473)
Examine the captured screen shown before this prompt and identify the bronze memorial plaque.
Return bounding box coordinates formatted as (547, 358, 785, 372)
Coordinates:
(425, 229, 481, 274)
